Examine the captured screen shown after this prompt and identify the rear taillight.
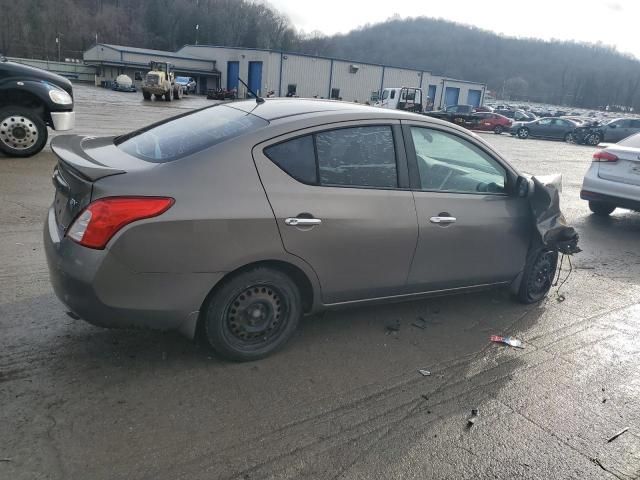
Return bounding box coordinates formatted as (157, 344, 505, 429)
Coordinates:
(592, 151, 618, 162)
(67, 197, 174, 249)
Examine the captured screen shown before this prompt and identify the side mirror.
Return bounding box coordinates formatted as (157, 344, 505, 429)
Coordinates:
(516, 176, 533, 198)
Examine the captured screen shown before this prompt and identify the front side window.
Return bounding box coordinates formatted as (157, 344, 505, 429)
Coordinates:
(410, 127, 506, 194)
(316, 126, 397, 188)
(382, 90, 389, 100)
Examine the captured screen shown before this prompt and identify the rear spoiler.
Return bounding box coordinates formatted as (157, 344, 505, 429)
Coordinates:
(51, 135, 125, 181)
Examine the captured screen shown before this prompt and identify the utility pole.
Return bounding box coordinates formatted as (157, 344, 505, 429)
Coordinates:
(195, 24, 199, 45)
(55, 33, 63, 62)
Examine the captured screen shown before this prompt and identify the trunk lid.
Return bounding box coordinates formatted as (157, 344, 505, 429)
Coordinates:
(50, 135, 153, 231)
(598, 146, 640, 187)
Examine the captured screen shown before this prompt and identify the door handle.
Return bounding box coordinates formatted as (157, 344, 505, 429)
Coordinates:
(429, 216, 457, 224)
(285, 217, 322, 226)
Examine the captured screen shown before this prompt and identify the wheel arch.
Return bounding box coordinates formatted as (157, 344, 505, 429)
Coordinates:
(0, 89, 49, 123)
(193, 259, 318, 341)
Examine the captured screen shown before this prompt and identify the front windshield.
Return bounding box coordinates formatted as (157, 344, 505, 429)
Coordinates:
(176, 76, 189, 82)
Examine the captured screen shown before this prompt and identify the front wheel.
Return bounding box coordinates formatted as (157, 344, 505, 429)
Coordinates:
(494, 125, 504, 134)
(517, 247, 559, 304)
(589, 201, 616, 216)
(0, 107, 48, 157)
(142, 91, 151, 100)
(587, 133, 602, 146)
(517, 127, 529, 139)
(203, 268, 302, 361)
(564, 132, 576, 143)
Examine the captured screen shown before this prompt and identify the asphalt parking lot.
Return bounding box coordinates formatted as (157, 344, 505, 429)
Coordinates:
(1, 84, 639, 480)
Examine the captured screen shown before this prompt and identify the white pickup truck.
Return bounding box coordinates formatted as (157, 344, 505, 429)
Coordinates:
(374, 87, 424, 113)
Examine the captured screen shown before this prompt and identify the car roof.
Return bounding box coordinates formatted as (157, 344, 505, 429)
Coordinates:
(225, 98, 420, 122)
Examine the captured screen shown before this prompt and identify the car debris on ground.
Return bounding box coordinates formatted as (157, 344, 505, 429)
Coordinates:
(607, 427, 629, 443)
(418, 369, 431, 376)
(490, 335, 524, 348)
(467, 409, 480, 427)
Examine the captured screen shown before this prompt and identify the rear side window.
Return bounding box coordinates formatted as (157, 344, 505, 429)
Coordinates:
(316, 126, 397, 188)
(264, 125, 398, 189)
(264, 135, 317, 184)
(116, 105, 268, 163)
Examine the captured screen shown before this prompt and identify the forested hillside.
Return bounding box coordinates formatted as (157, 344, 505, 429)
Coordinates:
(2, 0, 639, 109)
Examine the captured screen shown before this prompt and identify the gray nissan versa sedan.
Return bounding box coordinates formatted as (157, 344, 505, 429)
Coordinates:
(45, 99, 557, 361)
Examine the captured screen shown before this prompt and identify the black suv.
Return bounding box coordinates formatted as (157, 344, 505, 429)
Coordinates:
(0, 57, 75, 157)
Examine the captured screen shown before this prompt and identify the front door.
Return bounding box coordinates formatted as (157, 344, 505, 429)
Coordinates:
(253, 121, 418, 304)
(403, 123, 531, 291)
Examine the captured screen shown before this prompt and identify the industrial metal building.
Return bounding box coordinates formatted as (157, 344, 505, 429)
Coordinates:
(84, 44, 486, 108)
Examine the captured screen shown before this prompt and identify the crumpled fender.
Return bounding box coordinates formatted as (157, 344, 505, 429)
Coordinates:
(530, 174, 581, 255)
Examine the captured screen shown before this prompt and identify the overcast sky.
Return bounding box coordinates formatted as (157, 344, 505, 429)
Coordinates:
(267, 0, 640, 60)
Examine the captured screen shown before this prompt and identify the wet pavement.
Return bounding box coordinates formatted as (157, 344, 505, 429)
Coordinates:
(1, 85, 639, 479)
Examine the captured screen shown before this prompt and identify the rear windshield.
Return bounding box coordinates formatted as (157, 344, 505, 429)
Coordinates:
(618, 132, 640, 148)
(116, 105, 268, 163)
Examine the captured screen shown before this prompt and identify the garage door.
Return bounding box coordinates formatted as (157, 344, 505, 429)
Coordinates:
(227, 61, 239, 91)
(468, 89, 482, 107)
(444, 87, 460, 107)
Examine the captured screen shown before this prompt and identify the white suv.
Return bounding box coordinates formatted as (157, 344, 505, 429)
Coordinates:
(581, 132, 640, 215)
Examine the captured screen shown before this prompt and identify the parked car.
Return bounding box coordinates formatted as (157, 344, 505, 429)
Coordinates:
(0, 57, 75, 157)
(595, 118, 640, 144)
(175, 76, 197, 94)
(45, 99, 560, 361)
(497, 109, 536, 122)
(424, 104, 476, 125)
(471, 112, 512, 134)
(474, 106, 494, 113)
(511, 117, 579, 141)
(580, 132, 640, 215)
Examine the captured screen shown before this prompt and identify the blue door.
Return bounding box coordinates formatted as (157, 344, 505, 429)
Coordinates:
(444, 87, 460, 107)
(248, 61, 263, 96)
(468, 89, 482, 107)
(227, 61, 239, 91)
(427, 85, 437, 103)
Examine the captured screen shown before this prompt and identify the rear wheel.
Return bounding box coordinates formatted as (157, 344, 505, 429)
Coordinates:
(564, 132, 576, 143)
(589, 201, 616, 216)
(517, 246, 559, 304)
(494, 125, 504, 134)
(203, 268, 302, 361)
(0, 107, 48, 157)
(517, 127, 529, 139)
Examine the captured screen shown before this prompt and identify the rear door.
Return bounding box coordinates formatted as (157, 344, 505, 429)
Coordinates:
(253, 121, 418, 304)
(402, 122, 531, 291)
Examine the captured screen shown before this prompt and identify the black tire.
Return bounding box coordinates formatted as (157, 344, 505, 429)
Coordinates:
(493, 125, 504, 134)
(517, 246, 559, 304)
(204, 267, 302, 361)
(142, 91, 151, 100)
(517, 127, 529, 139)
(588, 201, 616, 216)
(588, 133, 602, 146)
(564, 132, 576, 143)
(0, 106, 48, 157)
(165, 88, 173, 102)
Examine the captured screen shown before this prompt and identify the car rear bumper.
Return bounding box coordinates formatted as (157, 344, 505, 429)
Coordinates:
(50, 111, 75, 131)
(44, 206, 224, 339)
(581, 166, 640, 211)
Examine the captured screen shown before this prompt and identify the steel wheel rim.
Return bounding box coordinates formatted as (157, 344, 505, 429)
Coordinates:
(528, 251, 555, 296)
(223, 284, 288, 348)
(0, 115, 39, 150)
